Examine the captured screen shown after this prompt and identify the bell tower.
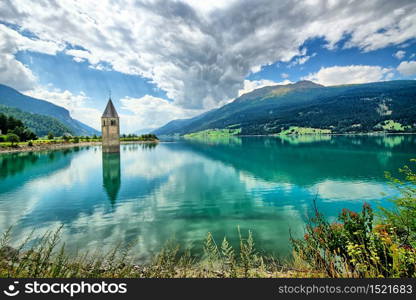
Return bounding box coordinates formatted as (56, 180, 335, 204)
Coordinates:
(101, 97, 120, 152)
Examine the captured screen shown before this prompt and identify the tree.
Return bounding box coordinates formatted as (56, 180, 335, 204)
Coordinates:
(6, 133, 20, 146)
(47, 132, 54, 140)
(63, 134, 71, 142)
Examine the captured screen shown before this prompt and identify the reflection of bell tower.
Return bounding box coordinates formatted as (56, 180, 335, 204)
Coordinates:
(101, 97, 120, 153)
(102, 152, 121, 204)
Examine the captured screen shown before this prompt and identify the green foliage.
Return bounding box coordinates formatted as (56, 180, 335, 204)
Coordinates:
(221, 237, 236, 277)
(72, 136, 79, 143)
(120, 133, 159, 142)
(375, 120, 410, 132)
(291, 160, 416, 278)
(0, 112, 37, 141)
(0, 85, 98, 136)
(6, 133, 20, 146)
(382, 159, 416, 248)
(238, 228, 258, 277)
(0, 105, 72, 137)
(47, 132, 54, 140)
(8, 126, 37, 142)
(278, 126, 331, 135)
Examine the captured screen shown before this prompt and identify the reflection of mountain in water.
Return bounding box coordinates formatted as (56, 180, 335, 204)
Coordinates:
(102, 152, 121, 204)
(0, 149, 76, 194)
(184, 135, 416, 186)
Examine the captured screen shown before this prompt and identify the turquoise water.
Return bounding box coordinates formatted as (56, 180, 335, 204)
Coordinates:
(0, 135, 415, 261)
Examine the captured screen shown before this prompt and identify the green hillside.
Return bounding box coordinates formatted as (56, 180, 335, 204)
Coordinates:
(0, 105, 73, 136)
(0, 84, 99, 136)
(154, 80, 416, 136)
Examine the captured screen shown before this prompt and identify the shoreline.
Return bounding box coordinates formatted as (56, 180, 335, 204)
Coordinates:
(240, 132, 416, 137)
(0, 140, 159, 154)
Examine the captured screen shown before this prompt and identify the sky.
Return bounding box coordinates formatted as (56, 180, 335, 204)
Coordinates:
(0, 0, 416, 133)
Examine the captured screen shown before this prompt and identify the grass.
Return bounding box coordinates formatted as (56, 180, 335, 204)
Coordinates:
(278, 126, 331, 135)
(184, 128, 242, 139)
(0, 135, 158, 149)
(376, 120, 410, 132)
(0, 227, 320, 278)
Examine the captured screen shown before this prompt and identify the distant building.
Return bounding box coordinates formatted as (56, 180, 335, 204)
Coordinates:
(101, 98, 120, 152)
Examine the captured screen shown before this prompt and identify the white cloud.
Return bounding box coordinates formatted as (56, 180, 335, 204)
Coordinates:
(394, 50, 406, 60)
(0, 54, 37, 91)
(238, 79, 292, 96)
(397, 60, 416, 76)
(289, 52, 316, 67)
(303, 65, 393, 86)
(120, 95, 203, 133)
(65, 49, 100, 65)
(1, 0, 415, 110)
(281, 73, 289, 79)
(0, 24, 62, 91)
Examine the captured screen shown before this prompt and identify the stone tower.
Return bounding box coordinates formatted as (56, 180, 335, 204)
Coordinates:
(101, 98, 120, 152)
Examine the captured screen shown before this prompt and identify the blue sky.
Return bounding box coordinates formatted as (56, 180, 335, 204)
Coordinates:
(1, 1, 416, 133)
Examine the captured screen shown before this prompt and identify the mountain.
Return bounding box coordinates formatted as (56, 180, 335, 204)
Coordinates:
(133, 128, 158, 135)
(153, 80, 416, 135)
(0, 105, 73, 136)
(0, 84, 99, 136)
(154, 109, 216, 136)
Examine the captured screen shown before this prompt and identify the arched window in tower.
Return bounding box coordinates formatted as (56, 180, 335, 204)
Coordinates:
(111, 120, 116, 126)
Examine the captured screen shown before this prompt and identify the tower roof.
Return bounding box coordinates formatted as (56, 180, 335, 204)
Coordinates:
(102, 99, 118, 118)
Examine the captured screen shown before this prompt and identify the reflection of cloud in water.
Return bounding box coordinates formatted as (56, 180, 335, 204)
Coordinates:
(238, 171, 293, 193)
(311, 180, 392, 202)
(123, 144, 192, 178)
(1, 135, 414, 262)
(0, 149, 101, 231)
(5, 144, 308, 261)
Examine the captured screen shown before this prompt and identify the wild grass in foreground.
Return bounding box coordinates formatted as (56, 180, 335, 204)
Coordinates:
(0, 227, 320, 278)
(0, 160, 414, 278)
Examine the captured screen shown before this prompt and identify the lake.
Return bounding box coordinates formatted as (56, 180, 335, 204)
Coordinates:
(0, 135, 415, 261)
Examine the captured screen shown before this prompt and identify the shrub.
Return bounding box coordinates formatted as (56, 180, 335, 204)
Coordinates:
(291, 160, 416, 278)
(63, 134, 72, 142)
(6, 133, 20, 147)
(381, 159, 416, 247)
